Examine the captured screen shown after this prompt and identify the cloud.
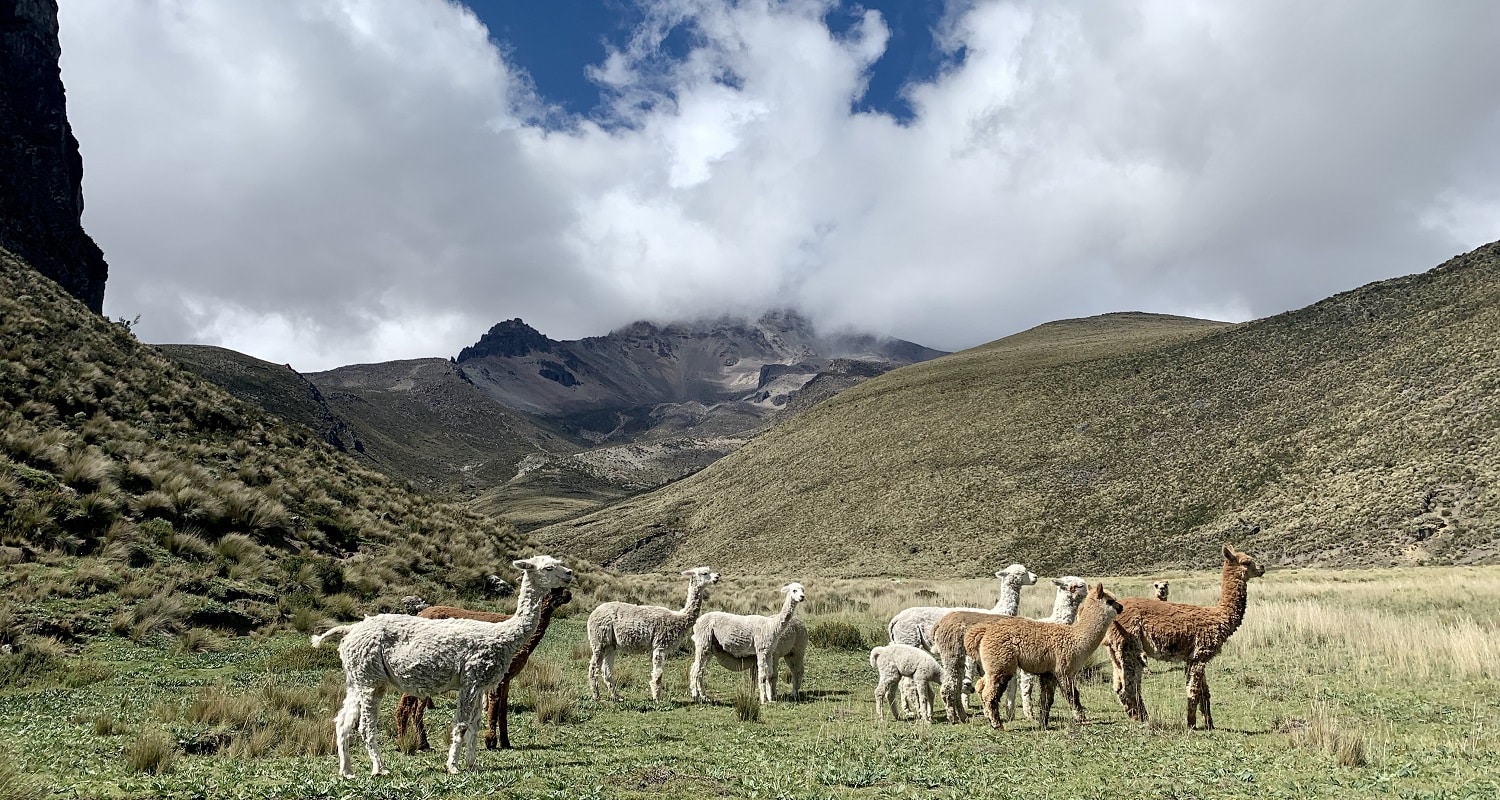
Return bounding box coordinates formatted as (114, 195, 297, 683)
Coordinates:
(59, 0, 1500, 371)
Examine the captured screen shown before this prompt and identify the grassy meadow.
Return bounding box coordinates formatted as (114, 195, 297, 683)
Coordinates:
(3, 565, 1498, 800)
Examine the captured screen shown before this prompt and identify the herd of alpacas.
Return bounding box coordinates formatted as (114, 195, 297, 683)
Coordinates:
(310, 544, 1264, 778)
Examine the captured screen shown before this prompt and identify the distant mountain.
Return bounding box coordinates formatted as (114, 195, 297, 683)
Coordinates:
(454, 310, 947, 442)
(533, 243, 1500, 576)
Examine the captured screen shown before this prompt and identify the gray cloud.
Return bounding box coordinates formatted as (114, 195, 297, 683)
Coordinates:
(59, 0, 1500, 370)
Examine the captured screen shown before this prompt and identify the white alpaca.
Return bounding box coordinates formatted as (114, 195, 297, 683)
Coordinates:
(310, 555, 574, 777)
(690, 582, 807, 703)
(587, 566, 720, 701)
(888, 563, 1037, 713)
(1152, 580, 1170, 600)
(870, 644, 943, 723)
(1016, 576, 1088, 720)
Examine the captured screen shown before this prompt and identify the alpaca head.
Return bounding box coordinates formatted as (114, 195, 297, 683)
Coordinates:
(1221, 543, 1265, 579)
(1052, 576, 1088, 603)
(683, 567, 721, 589)
(512, 555, 575, 590)
(781, 582, 806, 605)
(995, 564, 1038, 588)
(1090, 583, 1124, 618)
(1151, 580, 1170, 600)
(544, 587, 574, 611)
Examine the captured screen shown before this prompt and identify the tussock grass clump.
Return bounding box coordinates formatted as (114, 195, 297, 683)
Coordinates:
(0, 636, 67, 688)
(174, 627, 226, 655)
(534, 693, 579, 726)
(0, 743, 43, 800)
(518, 659, 564, 694)
(1280, 704, 1369, 767)
(181, 681, 338, 758)
(733, 687, 762, 723)
(122, 728, 177, 775)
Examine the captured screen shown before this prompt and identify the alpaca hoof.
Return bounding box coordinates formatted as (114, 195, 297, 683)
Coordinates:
(340, 773, 356, 780)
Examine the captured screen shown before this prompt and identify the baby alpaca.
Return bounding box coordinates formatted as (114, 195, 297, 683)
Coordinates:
(587, 567, 720, 701)
(870, 644, 943, 723)
(969, 583, 1124, 730)
(1153, 580, 1170, 601)
(690, 583, 807, 703)
(311, 555, 574, 777)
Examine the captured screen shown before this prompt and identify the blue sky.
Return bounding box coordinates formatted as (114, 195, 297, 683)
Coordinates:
(55, 1, 1500, 371)
(463, 0, 948, 123)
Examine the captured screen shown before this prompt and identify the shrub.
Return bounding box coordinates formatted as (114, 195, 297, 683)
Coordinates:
(122, 728, 177, 775)
(808, 620, 868, 651)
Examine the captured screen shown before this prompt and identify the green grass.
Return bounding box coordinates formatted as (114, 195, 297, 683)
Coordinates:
(3, 566, 1498, 799)
(536, 244, 1500, 576)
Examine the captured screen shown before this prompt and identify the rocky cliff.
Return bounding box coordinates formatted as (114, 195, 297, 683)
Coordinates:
(0, 0, 108, 312)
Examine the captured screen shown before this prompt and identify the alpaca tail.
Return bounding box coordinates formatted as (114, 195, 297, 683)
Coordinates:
(310, 624, 354, 648)
(869, 647, 884, 671)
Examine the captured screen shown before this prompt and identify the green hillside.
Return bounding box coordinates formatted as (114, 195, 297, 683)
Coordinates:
(535, 244, 1500, 576)
(0, 247, 557, 642)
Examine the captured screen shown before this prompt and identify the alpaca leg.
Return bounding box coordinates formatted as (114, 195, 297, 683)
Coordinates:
(602, 649, 621, 701)
(415, 697, 434, 751)
(689, 641, 710, 702)
(334, 689, 363, 779)
(787, 650, 804, 701)
(756, 653, 775, 703)
(588, 646, 604, 701)
(940, 651, 968, 724)
(357, 688, 387, 776)
(918, 681, 935, 724)
(1017, 671, 1034, 720)
(1003, 671, 1018, 721)
(1037, 673, 1057, 730)
(1110, 636, 1147, 723)
(982, 672, 1010, 731)
(1062, 676, 1087, 724)
(875, 671, 902, 721)
(484, 684, 502, 750)
(650, 647, 667, 701)
(1186, 662, 1212, 729)
(447, 684, 482, 774)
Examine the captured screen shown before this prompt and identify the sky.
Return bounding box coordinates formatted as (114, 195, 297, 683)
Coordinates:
(57, 0, 1500, 372)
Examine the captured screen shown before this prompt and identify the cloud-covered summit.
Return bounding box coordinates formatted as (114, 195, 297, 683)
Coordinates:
(59, 0, 1500, 371)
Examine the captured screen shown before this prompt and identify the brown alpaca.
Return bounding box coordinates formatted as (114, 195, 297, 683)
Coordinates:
(964, 584, 1123, 730)
(393, 587, 572, 750)
(1105, 543, 1265, 729)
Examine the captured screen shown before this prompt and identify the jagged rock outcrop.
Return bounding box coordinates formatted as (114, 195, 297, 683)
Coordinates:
(0, 0, 109, 312)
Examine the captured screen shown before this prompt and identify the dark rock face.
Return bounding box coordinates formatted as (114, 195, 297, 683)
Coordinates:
(0, 0, 109, 312)
(457, 318, 554, 361)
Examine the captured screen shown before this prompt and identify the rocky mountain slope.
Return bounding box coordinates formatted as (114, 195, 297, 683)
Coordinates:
(534, 244, 1500, 576)
(0, 0, 108, 312)
(454, 311, 946, 442)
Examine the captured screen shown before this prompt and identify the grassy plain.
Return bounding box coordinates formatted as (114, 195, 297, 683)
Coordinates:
(3, 565, 1498, 800)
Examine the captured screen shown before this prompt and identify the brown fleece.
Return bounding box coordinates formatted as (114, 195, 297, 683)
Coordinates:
(1104, 543, 1264, 729)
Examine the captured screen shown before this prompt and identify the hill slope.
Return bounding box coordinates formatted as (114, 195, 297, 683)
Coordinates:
(0, 247, 552, 641)
(534, 244, 1500, 575)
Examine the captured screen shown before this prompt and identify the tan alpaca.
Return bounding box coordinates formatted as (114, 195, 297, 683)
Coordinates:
(1105, 543, 1265, 729)
(963, 584, 1123, 730)
(931, 609, 1008, 724)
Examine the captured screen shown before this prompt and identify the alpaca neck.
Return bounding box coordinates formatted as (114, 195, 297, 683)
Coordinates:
(776, 595, 800, 627)
(507, 573, 545, 634)
(1216, 563, 1251, 629)
(1049, 591, 1082, 624)
(993, 581, 1022, 615)
(1068, 596, 1116, 656)
(678, 581, 709, 619)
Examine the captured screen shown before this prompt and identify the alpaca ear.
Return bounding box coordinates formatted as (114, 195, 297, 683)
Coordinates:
(1092, 583, 1105, 597)
(1222, 542, 1235, 560)
(1052, 578, 1067, 588)
(512, 557, 535, 571)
